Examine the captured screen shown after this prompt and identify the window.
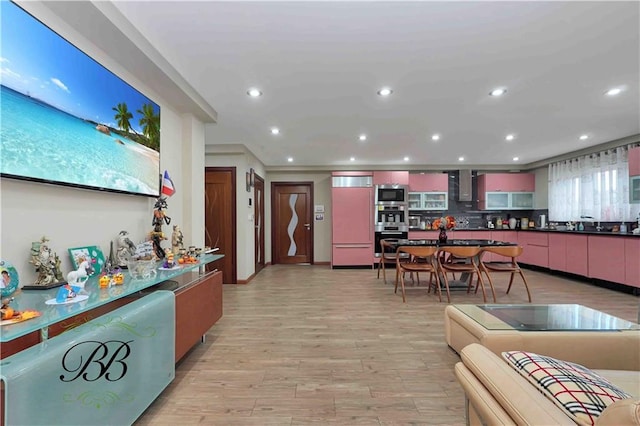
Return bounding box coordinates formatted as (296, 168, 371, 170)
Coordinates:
(549, 146, 639, 222)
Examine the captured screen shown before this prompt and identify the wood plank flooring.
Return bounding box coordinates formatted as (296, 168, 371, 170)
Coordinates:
(136, 265, 639, 425)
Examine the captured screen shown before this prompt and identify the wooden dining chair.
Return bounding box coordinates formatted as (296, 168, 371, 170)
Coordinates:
(479, 245, 532, 302)
(437, 246, 495, 303)
(395, 246, 440, 303)
(377, 239, 409, 284)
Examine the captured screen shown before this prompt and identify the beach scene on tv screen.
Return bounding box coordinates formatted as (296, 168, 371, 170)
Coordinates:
(0, 2, 160, 197)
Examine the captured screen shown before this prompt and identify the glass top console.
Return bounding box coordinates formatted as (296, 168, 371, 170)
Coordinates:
(454, 304, 639, 332)
(0, 254, 223, 342)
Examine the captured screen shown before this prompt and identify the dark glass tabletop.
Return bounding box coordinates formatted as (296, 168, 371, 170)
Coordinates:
(392, 239, 516, 247)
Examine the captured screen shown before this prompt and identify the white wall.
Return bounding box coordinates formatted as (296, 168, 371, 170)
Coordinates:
(0, 2, 207, 285)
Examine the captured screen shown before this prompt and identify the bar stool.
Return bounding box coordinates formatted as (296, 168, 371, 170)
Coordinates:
(437, 246, 495, 303)
(377, 239, 409, 284)
(479, 245, 532, 302)
(395, 246, 440, 303)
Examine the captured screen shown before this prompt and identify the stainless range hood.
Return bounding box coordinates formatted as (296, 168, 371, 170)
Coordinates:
(458, 169, 472, 201)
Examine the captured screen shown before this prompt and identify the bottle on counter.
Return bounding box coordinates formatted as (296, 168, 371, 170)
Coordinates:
(578, 222, 584, 231)
(620, 222, 627, 233)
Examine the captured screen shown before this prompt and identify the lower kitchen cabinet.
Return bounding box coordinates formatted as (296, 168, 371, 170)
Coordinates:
(548, 234, 588, 276)
(625, 238, 640, 288)
(332, 244, 374, 266)
(517, 231, 548, 268)
(588, 236, 626, 284)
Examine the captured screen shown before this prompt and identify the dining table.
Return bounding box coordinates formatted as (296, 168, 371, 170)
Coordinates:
(383, 238, 517, 291)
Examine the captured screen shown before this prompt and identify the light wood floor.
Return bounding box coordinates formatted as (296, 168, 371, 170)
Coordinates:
(136, 264, 639, 425)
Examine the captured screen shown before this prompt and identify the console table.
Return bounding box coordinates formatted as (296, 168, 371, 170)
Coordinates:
(445, 304, 640, 370)
(1, 254, 223, 425)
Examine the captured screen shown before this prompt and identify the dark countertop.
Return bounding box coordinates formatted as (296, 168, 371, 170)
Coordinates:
(409, 227, 640, 237)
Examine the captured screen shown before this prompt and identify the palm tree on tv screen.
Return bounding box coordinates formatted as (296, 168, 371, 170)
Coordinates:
(112, 102, 134, 134)
(138, 103, 160, 150)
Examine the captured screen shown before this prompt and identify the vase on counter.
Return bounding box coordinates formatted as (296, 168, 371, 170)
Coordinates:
(438, 228, 448, 243)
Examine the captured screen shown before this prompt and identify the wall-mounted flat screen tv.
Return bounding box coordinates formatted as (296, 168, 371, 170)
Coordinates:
(0, 1, 161, 198)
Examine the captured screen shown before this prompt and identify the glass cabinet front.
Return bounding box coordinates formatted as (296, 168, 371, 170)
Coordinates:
(408, 192, 448, 211)
(486, 192, 509, 209)
(631, 176, 640, 204)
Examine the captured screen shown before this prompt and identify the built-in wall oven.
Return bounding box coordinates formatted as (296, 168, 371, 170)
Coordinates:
(374, 228, 408, 255)
(374, 203, 408, 255)
(375, 185, 408, 204)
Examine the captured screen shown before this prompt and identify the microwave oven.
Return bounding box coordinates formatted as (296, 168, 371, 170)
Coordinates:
(375, 185, 408, 204)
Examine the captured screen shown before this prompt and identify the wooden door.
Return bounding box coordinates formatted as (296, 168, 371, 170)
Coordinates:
(254, 174, 265, 273)
(205, 167, 236, 284)
(271, 182, 313, 264)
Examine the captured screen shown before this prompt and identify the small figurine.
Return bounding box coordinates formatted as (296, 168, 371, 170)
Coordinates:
(29, 236, 64, 287)
(117, 231, 137, 268)
(66, 259, 94, 288)
(1, 297, 15, 320)
(163, 250, 177, 269)
(56, 284, 81, 303)
(151, 197, 172, 259)
(171, 225, 184, 255)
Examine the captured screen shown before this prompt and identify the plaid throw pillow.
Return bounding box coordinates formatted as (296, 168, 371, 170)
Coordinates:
(503, 351, 632, 426)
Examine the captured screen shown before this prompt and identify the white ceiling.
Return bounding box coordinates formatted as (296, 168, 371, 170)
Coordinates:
(113, 1, 640, 169)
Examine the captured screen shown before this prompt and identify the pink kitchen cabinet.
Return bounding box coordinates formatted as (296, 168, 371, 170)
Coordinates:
(548, 234, 566, 271)
(629, 147, 640, 177)
(478, 173, 535, 192)
(408, 231, 438, 239)
(331, 186, 373, 266)
(624, 237, 640, 288)
(517, 231, 548, 267)
(565, 234, 588, 276)
(588, 236, 625, 284)
(408, 173, 449, 191)
(373, 171, 409, 185)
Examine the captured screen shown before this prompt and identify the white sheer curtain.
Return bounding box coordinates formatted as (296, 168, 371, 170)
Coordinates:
(549, 145, 638, 222)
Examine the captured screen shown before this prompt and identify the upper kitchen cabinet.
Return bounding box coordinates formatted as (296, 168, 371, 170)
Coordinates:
(373, 171, 409, 186)
(478, 173, 535, 210)
(408, 173, 448, 192)
(629, 147, 640, 203)
(629, 146, 640, 176)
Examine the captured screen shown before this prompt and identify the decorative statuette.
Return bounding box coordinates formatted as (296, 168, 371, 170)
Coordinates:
(171, 224, 184, 255)
(117, 231, 137, 268)
(26, 236, 64, 289)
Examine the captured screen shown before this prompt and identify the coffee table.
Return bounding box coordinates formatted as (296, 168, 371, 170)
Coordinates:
(445, 304, 640, 370)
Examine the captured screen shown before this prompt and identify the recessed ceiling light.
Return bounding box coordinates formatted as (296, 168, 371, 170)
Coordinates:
(431, 134, 440, 141)
(606, 87, 622, 96)
(287, 157, 293, 162)
(359, 134, 367, 141)
(579, 134, 589, 140)
(513, 157, 519, 161)
(490, 87, 507, 97)
(350, 157, 355, 162)
(271, 127, 280, 135)
(247, 88, 262, 97)
(458, 156, 465, 162)
(403, 156, 410, 162)
(505, 134, 515, 141)
(377, 87, 393, 97)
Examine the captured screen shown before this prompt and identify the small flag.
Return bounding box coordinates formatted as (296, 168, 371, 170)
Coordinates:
(161, 170, 175, 197)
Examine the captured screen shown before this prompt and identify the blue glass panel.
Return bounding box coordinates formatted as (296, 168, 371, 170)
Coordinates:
(1, 290, 175, 425)
(1, 254, 222, 342)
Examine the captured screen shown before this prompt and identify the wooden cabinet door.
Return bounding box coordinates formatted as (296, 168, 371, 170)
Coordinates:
(373, 171, 409, 185)
(629, 147, 640, 176)
(565, 234, 588, 276)
(409, 173, 447, 191)
(332, 187, 373, 244)
(625, 237, 640, 288)
(588, 236, 625, 283)
(548, 234, 566, 271)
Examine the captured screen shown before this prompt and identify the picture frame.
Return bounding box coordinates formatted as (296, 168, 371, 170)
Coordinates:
(68, 245, 105, 277)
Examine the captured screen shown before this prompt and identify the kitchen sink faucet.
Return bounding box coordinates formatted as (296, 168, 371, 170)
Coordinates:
(580, 215, 602, 231)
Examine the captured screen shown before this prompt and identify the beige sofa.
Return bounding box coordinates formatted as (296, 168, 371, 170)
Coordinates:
(455, 343, 640, 425)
